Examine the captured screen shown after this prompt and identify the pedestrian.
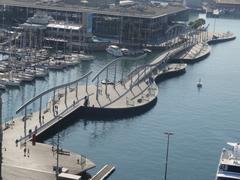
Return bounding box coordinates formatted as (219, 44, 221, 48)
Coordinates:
(27, 148, 30, 157)
(84, 96, 89, 107)
(24, 148, 26, 157)
(15, 139, 18, 147)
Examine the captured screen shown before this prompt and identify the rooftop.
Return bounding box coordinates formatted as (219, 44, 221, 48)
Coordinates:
(0, 0, 187, 19)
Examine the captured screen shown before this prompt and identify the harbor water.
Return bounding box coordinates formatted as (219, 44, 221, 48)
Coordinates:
(1, 16, 240, 180)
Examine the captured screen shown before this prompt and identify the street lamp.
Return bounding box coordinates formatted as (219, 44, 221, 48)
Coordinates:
(55, 115, 62, 180)
(164, 132, 174, 180)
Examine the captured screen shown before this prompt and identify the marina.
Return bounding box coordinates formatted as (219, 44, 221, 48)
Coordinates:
(0, 1, 239, 179)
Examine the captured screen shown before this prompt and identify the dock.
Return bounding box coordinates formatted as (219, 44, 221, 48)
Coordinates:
(174, 42, 211, 63)
(90, 165, 115, 180)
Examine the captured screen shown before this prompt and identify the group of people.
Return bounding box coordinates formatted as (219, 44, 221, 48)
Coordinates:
(23, 147, 30, 157)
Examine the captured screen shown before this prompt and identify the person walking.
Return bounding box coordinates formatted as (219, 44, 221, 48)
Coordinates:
(24, 147, 26, 157)
(27, 148, 30, 157)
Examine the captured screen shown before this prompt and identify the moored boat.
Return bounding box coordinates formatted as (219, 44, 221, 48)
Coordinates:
(216, 142, 240, 180)
(0, 77, 22, 87)
(106, 45, 151, 58)
(106, 45, 123, 57)
(48, 59, 67, 70)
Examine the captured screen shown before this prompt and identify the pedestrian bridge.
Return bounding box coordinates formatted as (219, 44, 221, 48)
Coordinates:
(15, 41, 196, 144)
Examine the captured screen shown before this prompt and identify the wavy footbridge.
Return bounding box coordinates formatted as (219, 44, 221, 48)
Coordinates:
(1, 42, 196, 180)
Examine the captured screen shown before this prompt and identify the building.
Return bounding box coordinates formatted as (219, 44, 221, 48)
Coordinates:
(207, 0, 240, 17)
(214, 0, 240, 8)
(0, 0, 189, 49)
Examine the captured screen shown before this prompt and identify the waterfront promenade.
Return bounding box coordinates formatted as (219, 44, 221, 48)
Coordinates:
(0, 30, 236, 179)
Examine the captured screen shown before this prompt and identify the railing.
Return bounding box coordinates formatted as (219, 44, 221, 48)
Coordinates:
(16, 71, 92, 114)
(18, 93, 94, 144)
(124, 43, 193, 87)
(16, 71, 93, 143)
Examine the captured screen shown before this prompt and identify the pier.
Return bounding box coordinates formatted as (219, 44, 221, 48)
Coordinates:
(90, 165, 115, 180)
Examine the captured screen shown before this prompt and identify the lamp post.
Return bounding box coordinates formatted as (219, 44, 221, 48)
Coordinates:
(56, 128, 59, 180)
(164, 132, 174, 180)
(55, 115, 63, 179)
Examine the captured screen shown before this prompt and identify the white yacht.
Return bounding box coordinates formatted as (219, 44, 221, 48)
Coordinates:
(71, 53, 95, 61)
(216, 142, 240, 180)
(106, 45, 123, 57)
(106, 45, 151, 57)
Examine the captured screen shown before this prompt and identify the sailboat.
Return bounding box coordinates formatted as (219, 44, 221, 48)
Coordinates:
(197, 78, 202, 88)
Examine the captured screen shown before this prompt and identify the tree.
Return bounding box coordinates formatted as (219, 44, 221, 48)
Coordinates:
(189, 18, 206, 29)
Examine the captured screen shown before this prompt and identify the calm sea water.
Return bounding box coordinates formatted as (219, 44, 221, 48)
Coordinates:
(2, 15, 240, 180)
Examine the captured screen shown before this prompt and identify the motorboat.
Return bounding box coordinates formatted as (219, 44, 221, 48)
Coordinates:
(35, 67, 49, 78)
(54, 51, 65, 60)
(106, 45, 123, 57)
(106, 45, 151, 57)
(78, 53, 95, 61)
(48, 58, 67, 70)
(65, 55, 80, 66)
(25, 67, 48, 78)
(216, 142, 240, 180)
(15, 72, 35, 82)
(0, 77, 21, 87)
